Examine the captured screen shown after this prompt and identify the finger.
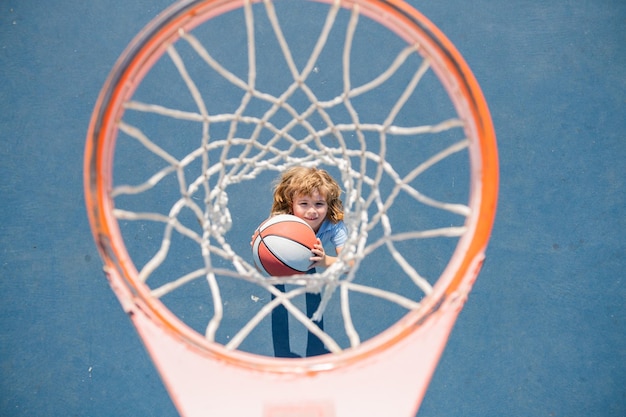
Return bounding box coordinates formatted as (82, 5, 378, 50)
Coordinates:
(312, 247, 324, 256)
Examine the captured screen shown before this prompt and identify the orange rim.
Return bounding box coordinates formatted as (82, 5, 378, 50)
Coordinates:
(84, 0, 498, 373)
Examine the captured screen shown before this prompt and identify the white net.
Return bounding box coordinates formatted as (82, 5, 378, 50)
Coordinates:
(108, 0, 475, 356)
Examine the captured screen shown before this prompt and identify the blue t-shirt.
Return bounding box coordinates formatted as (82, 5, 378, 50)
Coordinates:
(316, 219, 348, 250)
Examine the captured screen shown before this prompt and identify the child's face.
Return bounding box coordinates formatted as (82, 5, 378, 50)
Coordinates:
(291, 189, 328, 233)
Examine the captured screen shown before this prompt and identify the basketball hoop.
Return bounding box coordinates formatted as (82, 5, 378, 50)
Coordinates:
(84, 0, 498, 415)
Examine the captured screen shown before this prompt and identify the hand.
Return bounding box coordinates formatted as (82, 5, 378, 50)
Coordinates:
(310, 239, 326, 268)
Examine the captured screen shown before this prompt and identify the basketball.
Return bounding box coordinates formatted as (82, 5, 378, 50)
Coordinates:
(252, 214, 317, 276)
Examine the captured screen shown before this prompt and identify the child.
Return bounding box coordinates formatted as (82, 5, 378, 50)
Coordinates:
(269, 166, 348, 357)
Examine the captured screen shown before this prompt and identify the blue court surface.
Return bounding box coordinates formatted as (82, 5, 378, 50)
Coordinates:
(1, 1, 624, 416)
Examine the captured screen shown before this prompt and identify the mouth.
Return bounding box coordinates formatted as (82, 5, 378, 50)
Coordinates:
(302, 217, 321, 227)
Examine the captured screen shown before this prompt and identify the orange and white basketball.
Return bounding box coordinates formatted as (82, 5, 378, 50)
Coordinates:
(251, 214, 317, 276)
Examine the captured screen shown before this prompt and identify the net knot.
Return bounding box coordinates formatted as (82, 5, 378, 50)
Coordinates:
(208, 189, 232, 235)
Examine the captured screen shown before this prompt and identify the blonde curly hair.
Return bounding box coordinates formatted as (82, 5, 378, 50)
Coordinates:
(271, 167, 344, 223)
